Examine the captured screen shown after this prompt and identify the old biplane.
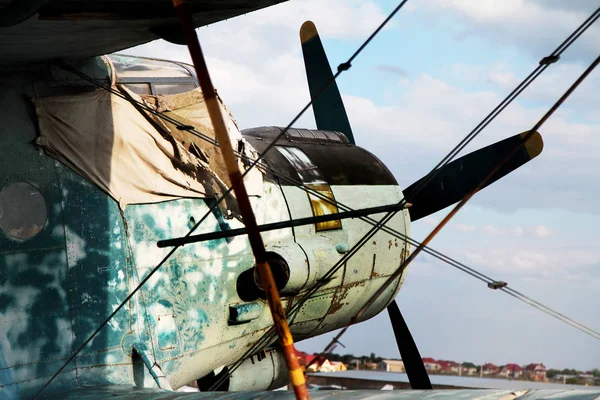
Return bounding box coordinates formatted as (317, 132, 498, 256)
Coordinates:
(0, 1, 597, 399)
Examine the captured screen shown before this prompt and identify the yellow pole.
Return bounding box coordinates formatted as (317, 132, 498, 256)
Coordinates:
(171, 1, 308, 398)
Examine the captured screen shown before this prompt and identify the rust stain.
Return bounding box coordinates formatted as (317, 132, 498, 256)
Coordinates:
(399, 248, 409, 263)
(370, 253, 380, 278)
(388, 240, 392, 250)
(372, 241, 376, 246)
(328, 281, 365, 315)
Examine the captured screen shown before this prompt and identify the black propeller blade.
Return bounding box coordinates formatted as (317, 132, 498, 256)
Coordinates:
(300, 21, 355, 144)
(388, 300, 432, 389)
(405, 131, 544, 222)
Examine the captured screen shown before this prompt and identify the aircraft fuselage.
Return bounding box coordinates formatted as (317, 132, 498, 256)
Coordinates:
(0, 55, 410, 398)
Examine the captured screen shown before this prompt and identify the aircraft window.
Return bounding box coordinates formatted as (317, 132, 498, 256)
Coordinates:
(152, 83, 196, 95)
(108, 55, 193, 78)
(276, 146, 326, 185)
(287, 128, 304, 139)
(312, 130, 328, 141)
(124, 83, 152, 95)
(276, 146, 342, 231)
(299, 130, 316, 139)
(0, 182, 47, 240)
(323, 131, 344, 142)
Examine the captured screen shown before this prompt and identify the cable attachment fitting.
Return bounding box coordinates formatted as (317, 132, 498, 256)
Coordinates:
(177, 124, 194, 131)
(539, 55, 560, 65)
(487, 281, 507, 290)
(337, 62, 352, 72)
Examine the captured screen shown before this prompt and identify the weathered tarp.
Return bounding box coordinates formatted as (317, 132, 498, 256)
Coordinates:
(138, 87, 262, 196)
(33, 86, 261, 208)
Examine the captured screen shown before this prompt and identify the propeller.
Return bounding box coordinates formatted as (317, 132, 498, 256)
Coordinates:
(300, 20, 544, 389)
(301, 20, 431, 389)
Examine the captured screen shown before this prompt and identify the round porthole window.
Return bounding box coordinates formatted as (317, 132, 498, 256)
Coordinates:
(0, 182, 47, 240)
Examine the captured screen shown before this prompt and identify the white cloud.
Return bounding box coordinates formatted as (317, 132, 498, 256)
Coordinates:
(418, 0, 600, 62)
(512, 250, 548, 270)
(530, 225, 552, 238)
(460, 224, 550, 238)
(483, 224, 506, 236)
(455, 223, 476, 233)
(453, 244, 600, 279)
(422, 217, 439, 226)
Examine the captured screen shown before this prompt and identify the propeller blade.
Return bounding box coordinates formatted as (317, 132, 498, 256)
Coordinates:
(405, 131, 544, 221)
(300, 21, 355, 144)
(387, 300, 432, 389)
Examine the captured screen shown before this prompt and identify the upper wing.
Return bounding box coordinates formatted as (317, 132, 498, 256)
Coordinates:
(0, 0, 285, 67)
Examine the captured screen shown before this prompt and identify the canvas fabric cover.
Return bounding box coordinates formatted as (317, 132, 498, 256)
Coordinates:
(138, 87, 262, 196)
(33, 86, 262, 208)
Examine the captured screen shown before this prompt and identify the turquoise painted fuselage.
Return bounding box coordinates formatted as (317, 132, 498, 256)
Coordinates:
(0, 58, 411, 399)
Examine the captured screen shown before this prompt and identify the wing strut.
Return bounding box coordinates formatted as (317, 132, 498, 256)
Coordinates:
(171, 1, 309, 399)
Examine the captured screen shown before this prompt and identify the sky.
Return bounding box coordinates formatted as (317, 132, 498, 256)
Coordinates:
(126, 0, 600, 371)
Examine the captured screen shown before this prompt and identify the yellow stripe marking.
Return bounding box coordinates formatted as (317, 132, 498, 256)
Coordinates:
(520, 130, 544, 158)
(300, 21, 318, 43)
(289, 368, 306, 385)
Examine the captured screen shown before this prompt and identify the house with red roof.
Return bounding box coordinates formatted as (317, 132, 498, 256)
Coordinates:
(524, 363, 546, 381)
(295, 350, 316, 367)
(422, 358, 441, 373)
(437, 360, 460, 374)
(499, 363, 523, 378)
(482, 363, 499, 375)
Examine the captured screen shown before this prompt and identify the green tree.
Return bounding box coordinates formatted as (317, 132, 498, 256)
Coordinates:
(342, 354, 355, 365)
(462, 362, 477, 369)
(566, 377, 584, 385)
(561, 368, 579, 375)
(546, 369, 559, 379)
